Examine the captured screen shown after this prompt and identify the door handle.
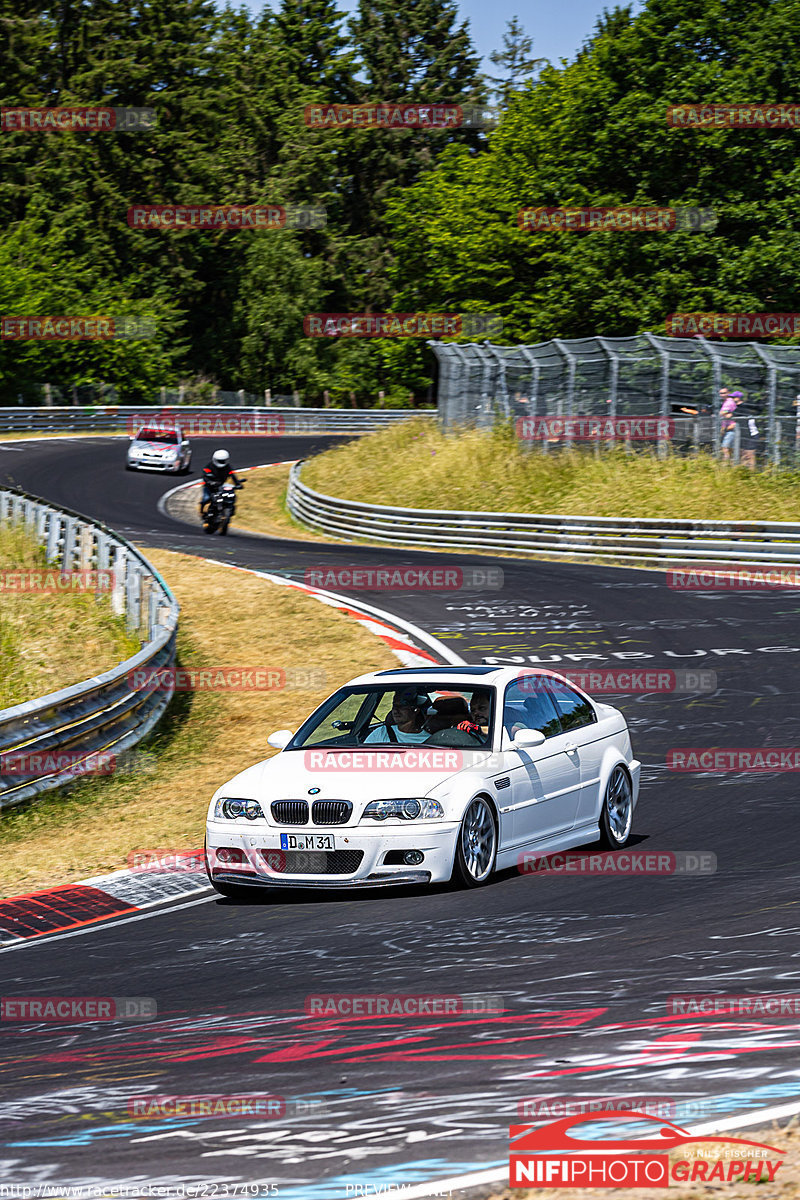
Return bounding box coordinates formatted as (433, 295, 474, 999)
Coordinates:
(564, 743, 578, 754)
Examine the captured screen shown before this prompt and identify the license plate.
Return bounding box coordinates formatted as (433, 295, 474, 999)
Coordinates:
(280, 833, 335, 851)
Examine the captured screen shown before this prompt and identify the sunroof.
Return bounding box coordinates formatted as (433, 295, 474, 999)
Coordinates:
(374, 666, 502, 676)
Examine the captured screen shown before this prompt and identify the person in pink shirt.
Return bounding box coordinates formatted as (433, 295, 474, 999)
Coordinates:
(720, 390, 743, 460)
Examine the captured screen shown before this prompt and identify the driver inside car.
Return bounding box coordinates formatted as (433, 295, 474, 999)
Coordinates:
(364, 688, 430, 744)
(469, 688, 492, 732)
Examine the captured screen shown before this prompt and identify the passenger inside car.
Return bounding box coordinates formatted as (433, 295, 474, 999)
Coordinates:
(424, 695, 484, 745)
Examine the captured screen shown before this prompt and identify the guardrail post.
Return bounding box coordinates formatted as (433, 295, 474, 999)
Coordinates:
(45, 511, 60, 562)
(62, 516, 77, 571)
(36, 502, 48, 544)
(112, 544, 126, 616)
(79, 523, 94, 571)
(147, 576, 159, 639)
(126, 565, 141, 634)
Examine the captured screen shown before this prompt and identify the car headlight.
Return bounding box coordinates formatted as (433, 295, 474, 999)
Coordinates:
(362, 798, 444, 821)
(129, 447, 143, 457)
(164, 447, 178, 457)
(214, 797, 264, 820)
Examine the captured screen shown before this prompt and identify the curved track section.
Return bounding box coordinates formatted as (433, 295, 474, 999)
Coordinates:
(2, 435, 800, 1197)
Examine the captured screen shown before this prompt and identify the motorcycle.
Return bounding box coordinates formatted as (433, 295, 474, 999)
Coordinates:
(202, 480, 244, 535)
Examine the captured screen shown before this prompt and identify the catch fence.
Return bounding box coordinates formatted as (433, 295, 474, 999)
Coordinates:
(429, 335, 800, 464)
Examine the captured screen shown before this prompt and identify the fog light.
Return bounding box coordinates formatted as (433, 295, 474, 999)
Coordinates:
(403, 850, 424, 866)
(216, 847, 246, 864)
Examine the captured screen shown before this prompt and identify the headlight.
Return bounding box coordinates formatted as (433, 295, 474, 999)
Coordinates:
(129, 447, 143, 457)
(214, 797, 264, 820)
(362, 798, 444, 821)
(164, 447, 178, 457)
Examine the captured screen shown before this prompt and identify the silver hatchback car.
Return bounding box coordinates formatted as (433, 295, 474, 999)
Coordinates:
(126, 425, 192, 473)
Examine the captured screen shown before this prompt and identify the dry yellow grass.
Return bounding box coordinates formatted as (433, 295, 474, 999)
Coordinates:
(235, 463, 334, 543)
(0, 548, 395, 897)
(493, 1122, 800, 1200)
(0, 524, 138, 708)
(302, 419, 800, 521)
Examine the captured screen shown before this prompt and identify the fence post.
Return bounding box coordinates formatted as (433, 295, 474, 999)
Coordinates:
(553, 340, 577, 449)
(695, 335, 721, 457)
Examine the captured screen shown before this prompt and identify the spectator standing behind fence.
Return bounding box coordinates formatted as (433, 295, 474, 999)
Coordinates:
(720, 390, 743, 460)
(737, 397, 761, 470)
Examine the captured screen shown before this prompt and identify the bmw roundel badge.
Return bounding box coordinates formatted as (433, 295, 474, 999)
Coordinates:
(308, 787, 321, 795)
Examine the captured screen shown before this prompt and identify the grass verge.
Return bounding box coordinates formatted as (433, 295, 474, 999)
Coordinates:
(235, 464, 334, 543)
(301, 419, 800, 521)
(0, 548, 396, 897)
(0, 524, 139, 709)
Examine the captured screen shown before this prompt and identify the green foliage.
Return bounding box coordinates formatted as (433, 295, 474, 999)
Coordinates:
(6, 0, 800, 404)
(388, 0, 800, 345)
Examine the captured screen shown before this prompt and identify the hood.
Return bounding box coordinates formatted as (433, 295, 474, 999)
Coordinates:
(135, 440, 176, 451)
(218, 746, 498, 804)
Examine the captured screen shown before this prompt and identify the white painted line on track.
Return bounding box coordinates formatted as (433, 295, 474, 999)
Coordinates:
(0, 893, 217, 954)
(244, 565, 466, 666)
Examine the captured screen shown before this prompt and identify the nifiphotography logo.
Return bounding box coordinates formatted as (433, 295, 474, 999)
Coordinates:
(509, 1112, 785, 1188)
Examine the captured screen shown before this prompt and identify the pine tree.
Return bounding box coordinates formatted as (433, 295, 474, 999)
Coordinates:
(345, 0, 486, 310)
(487, 16, 547, 107)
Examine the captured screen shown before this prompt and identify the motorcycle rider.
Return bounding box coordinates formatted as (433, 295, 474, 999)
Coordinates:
(200, 449, 242, 518)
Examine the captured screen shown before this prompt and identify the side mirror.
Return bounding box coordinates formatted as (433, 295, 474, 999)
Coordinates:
(512, 728, 546, 750)
(267, 729, 294, 750)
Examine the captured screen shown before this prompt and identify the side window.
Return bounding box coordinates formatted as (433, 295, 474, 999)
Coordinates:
(546, 679, 597, 731)
(503, 681, 562, 739)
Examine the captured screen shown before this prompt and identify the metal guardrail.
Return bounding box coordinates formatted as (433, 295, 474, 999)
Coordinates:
(0, 489, 179, 810)
(287, 462, 800, 567)
(0, 406, 434, 436)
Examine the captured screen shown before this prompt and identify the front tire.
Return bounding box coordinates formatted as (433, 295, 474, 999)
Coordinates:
(598, 765, 633, 848)
(452, 796, 497, 888)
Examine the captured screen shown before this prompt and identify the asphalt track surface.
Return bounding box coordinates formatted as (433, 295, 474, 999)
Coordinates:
(2, 435, 800, 1197)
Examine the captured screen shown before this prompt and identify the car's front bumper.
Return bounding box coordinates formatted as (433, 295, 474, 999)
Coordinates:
(127, 457, 181, 472)
(212, 869, 432, 889)
(205, 819, 460, 889)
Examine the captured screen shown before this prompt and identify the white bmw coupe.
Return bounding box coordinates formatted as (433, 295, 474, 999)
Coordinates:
(205, 666, 641, 897)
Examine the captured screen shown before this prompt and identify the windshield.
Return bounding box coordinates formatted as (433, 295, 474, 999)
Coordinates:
(290, 685, 495, 750)
(137, 428, 179, 443)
